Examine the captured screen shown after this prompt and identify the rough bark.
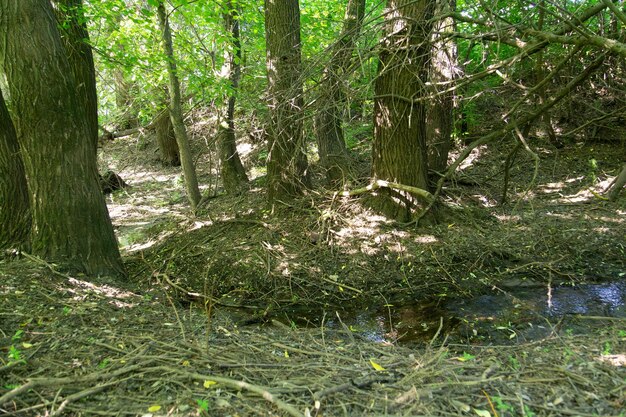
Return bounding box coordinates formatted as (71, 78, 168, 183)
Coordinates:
(426, 0, 457, 176)
(155, 107, 181, 166)
(218, 1, 249, 194)
(314, 0, 365, 185)
(0, 0, 125, 277)
(0, 89, 30, 250)
(264, 0, 310, 203)
(51, 0, 99, 153)
(371, 0, 435, 221)
(157, 2, 201, 209)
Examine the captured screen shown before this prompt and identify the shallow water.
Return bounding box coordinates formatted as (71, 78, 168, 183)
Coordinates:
(283, 281, 626, 345)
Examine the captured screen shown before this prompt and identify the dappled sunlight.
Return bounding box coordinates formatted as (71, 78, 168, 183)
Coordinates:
(457, 145, 487, 171)
(414, 235, 438, 244)
(470, 193, 497, 207)
(494, 214, 521, 222)
(237, 142, 254, 158)
(598, 354, 626, 367)
(108, 203, 174, 219)
(61, 277, 139, 308)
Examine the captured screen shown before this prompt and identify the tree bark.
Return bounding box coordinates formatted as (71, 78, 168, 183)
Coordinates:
(426, 0, 457, 176)
(155, 107, 181, 166)
(264, 0, 310, 203)
(0, 0, 125, 277)
(314, 0, 365, 186)
(371, 0, 435, 221)
(0, 90, 30, 250)
(609, 164, 626, 201)
(218, 1, 249, 194)
(51, 0, 99, 153)
(157, 2, 201, 209)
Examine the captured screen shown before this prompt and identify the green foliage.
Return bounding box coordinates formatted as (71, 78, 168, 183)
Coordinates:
(8, 345, 23, 363)
(196, 398, 209, 413)
(492, 395, 515, 413)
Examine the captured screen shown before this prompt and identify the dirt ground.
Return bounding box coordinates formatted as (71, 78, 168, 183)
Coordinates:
(1, 133, 625, 416)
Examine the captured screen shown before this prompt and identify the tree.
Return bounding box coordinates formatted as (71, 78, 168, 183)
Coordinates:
(264, 0, 310, 203)
(157, 1, 202, 209)
(52, 0, 99, 152)
(426, 0, 458, 176)
(155, 107, 181, 166)
(0, 0, 125, 277)
(218, 0, 249, 194)
(0, 89, 30, 250)
(371, 0, 435, 221)
(314, 0, 365, 186)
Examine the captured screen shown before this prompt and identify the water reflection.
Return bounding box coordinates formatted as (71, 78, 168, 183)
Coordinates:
(282, 280, 626, 345)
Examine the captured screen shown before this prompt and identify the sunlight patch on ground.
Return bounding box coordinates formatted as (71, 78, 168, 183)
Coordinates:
(544, 211, 576, 220)
(123, 239, 159, 252)
(108, 203, 172, 219)
(414, 235, 438, 244)
(190, 220, 213, 230)
(537, 180, 566, 193)
(597, 354, 626, 367)
(119, 169, 180, 186)
(556, 188, 596, 203)
(237, 142, 253, 158)
(494, 214, 521, 222)
(592, 214, 625, 224)
(63, 278, 138, 306)
(457, 145, 487, 171)
(470, 193, 497, 207)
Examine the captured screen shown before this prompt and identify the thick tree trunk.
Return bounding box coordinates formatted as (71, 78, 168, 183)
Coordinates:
(51, 0, 99, 153)
(0, 90, 30, 250)
(371, 0, 435, 221)
(155, 108, 181, 166)
(264, 0, 310, 203)
(218, 1, 249, 194)
(314, 0, 365, 186)
(157, 2, 201, 209)
(1, 0, 125, 277)
(427, 0, 457, 176)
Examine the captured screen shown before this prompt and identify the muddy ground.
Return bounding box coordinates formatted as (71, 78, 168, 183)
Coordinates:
(1, 133, 625, 416)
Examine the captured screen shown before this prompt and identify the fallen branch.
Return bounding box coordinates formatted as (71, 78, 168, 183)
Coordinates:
(334, 179, 434, 203)
(608, 164, 626, 201)
(416, 53, 606, 222)
(154, 366, 305, 417)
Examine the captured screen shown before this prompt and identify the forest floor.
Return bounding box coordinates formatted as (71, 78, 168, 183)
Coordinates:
(1, 131, 625, 416)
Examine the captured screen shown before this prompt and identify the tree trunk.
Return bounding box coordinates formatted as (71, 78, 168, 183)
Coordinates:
(51, 0, 99, 153)
(314, 0, 365, 186)
(157, 2, 202, 209)
(218, 1, 249, 194)
(155, 107, 181, 166)
(532, 0, 561, 148)
(0, 90, 30, 250)
(264, 0, 310, 203)
(371, 0, 435, 221)
(1, 0, 125, 277)
(426, 0, 457, 176)
(609, 164, 626, 201)
(114, 69, 139, 130)
(111, 12, 138, 130)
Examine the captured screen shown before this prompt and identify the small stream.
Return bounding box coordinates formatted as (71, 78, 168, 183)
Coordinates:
(282, 281, 626, 345)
